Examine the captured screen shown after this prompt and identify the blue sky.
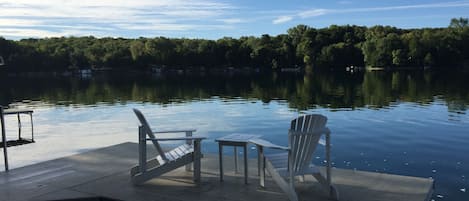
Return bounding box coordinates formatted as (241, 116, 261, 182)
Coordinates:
(0, 0, 468, 39)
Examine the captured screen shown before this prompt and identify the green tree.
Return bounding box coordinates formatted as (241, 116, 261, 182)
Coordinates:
(129, 40, 145, 61)
(449, 17, 469, 29)
(392, 49, 405, 66)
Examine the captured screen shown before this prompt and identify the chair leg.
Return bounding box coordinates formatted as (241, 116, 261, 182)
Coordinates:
(275, 173, 298, 201)
(298, 175, 305, 182)
(258, 145, 265, 187)
(194, 158, 201, 183)
(312, 172, 339, 200)
(286, 189, 299, 201)
(288, 178, 297, 201)
(138, 126, 147, 174)
(266, 160, 298, 201)
(193, 140, 201, 183)
(330, 185, 339, 200)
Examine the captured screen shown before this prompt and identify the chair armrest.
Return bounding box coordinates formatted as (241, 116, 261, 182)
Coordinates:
(147, 136, 206, 141)
(249, 138, 290, 150)
(318, 127, 331, 146)
(319, 139, 326, 146)
(153, 129, 197, 134)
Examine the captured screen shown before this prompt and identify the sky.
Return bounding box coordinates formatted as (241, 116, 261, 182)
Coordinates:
(0, 0, 468, 39)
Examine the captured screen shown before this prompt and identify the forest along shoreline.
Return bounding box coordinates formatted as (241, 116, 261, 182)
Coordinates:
(0, 18, 468, 75)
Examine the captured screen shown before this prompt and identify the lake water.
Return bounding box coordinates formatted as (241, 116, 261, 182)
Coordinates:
(1, 71, 468, 200)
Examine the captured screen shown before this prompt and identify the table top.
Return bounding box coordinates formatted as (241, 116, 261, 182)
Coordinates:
(2, 108, 34, 115)
(215, 134, 261, 143)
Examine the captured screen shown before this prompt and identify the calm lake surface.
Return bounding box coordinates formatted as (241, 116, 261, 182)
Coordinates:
(1, 71, 468, 200)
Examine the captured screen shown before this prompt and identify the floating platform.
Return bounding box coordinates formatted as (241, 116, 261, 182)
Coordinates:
(0, 138, 34, 148)
(0, 142, 433, 201)
(1, 108, 35, 149)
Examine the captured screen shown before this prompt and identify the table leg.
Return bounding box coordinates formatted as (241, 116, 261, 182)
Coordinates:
(257, 146, 261, 176)
(244, 144, 248, 184)
(30, 113, 34, 142)
(193, 140, 201, 183)
(17, 113, 21, 139)
(234, 146, 238, 173)
(219, 143, 223, 182)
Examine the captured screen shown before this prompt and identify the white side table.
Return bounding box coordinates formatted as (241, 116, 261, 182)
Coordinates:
(215, 134, 260, 184)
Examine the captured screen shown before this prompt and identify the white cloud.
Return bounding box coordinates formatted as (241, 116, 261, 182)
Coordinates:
(0, 19, 43, 26)
(2, 0, 469, 38)
(338, 1, 352, 5)
(0, 0, 237, 38)
(218, 18, 245, 24)
(0, 0, 232, 19)
(272, 16, 293, 24)
(298, 1, 469, 18)
(112, 23, 194, 31)
(274, 1, 469, 25)
(375, 1, 469, 11)
(0, 28, 67, 38)
(298, 9, 329, 18)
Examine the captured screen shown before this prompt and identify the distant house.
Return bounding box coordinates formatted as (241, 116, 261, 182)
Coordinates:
(80, 69, 92, 75)
(91, 66, 112, 72)
(0, 56, 5, 66)
(150, 64, 165, 73)
(280, 66, 301, 72)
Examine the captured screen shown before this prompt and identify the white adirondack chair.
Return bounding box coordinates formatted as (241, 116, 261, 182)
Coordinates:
(250, 114, 339, 201)
(130, 109, 206, 185)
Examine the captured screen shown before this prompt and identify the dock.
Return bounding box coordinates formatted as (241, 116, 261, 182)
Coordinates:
(0, 142, 433, 201)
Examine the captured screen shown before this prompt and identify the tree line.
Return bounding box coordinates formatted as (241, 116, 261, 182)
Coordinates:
(0, 18, 468, 73)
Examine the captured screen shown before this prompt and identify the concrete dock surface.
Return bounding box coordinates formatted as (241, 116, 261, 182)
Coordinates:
(0, 142, 433, 201)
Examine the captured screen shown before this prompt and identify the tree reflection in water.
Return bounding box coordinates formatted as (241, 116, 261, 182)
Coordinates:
(0, 70, 467, 114)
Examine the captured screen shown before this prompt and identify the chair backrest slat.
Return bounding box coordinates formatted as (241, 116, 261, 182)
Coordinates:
(133, 108, 168, 162)
(298, 131, 312, 171)
(289, 114, 327, 172)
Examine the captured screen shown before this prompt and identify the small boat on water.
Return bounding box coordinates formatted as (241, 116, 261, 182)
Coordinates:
(345, 65, 364, 72)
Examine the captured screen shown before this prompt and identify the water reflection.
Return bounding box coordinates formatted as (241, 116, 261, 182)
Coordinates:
(1, 71, 469, 200)
(1, 71, 468, 113)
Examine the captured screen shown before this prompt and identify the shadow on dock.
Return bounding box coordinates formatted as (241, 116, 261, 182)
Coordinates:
(0, 142, 433, 201)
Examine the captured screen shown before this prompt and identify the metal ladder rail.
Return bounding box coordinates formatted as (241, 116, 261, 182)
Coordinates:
(1, 106, 9, 171)
(1, 107, 35, 172)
